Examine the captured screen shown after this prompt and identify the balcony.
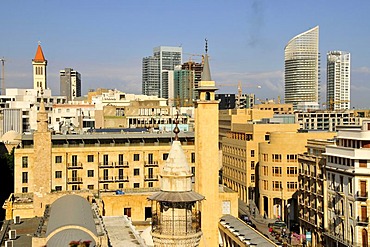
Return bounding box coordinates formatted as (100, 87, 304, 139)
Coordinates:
(67, 162, 83, 169)
(144, 161, 159, 167)
(99, 176, 114, 183)
(115, 161, 129, 168)
(144, 175, 159, 181)
(115, 176, 129, 182)
(67, 177, 83, 184)
(355, 191, 368, 201)
(356, 216, 369, 226)
(99, 162, 114, 168)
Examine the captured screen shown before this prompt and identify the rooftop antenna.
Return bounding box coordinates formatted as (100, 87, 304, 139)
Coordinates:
(0, 57, 5, 95)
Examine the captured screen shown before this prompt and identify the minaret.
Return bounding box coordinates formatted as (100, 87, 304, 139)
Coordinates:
(32, 42, 47, 93)
(33, 89, 52, 194)
(148, 115, 204, 246)
(194, 40, 220, 247)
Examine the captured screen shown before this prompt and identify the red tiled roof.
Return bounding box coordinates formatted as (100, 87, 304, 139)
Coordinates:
(33, 44, 46, 62)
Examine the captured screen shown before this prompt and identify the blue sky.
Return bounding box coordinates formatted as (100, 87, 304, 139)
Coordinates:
(1, 0, 370, 108)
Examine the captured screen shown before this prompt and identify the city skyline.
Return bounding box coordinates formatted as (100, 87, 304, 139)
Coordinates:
(1, 1, 370, 108)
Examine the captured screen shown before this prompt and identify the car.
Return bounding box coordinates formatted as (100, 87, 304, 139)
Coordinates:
(272, 221, 287, 233)
(239, 214, 257, 229)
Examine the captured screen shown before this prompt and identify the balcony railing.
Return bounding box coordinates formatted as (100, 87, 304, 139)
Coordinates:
(144, 175, 159, 181)
(99, 176, 114, 182)
(67, 162, 83, 169)
(67, 177, 83, 184)
(152, 213, 201, 236)
(144, 161, 159, 167)
(115, 176, 129, 182)
(355, 191, 368, 201)
(356, 216, 369, 226)
(115, 161, 129, 168)
(99, 162, 115, 168)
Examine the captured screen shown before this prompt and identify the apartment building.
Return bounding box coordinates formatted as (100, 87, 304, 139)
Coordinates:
(298, 138, 335, 247)
(295, 110, 363, 132)
(324, 121, 370, 246)
(259, 131, 335, 221)
(60, 68, 82, 101)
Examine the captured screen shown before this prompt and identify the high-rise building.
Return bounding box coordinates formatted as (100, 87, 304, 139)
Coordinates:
(60, 68, 82, 101)
(285, 26, 320, 110)
(142, 46, 182, 98)
(327, 51, 351, 110)
(32, 44, 47, 94)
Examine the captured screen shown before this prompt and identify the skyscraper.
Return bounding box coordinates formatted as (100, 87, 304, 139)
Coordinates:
(326, 51, 350, 110)
(285, 26, 320, 110)
(32, 44, 47, 94)
(142, 46, 182, 98)
(60, 68, 81, 101)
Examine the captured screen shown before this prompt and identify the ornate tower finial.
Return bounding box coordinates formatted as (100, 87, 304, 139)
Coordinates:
(205, 38, 208, 54)
(38, 41, 41, 46)
(173, 111, 180, 141)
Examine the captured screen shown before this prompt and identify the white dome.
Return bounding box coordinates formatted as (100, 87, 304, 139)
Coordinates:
(1, 130, 21, 143)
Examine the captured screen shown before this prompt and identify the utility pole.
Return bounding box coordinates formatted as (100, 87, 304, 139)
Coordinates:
(0, 57, 5, 95)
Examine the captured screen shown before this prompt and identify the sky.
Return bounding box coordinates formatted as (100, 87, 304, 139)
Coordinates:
(1, 0, 370, 108)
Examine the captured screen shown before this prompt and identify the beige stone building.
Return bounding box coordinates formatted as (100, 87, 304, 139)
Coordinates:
(259, 131, 335, 220)
(298, 138, 335, 247)
(253, 101, 294, 114)
(221, 116, 300, 203)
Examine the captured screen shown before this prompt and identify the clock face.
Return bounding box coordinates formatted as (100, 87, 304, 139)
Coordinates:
(222, 201, 231, 214)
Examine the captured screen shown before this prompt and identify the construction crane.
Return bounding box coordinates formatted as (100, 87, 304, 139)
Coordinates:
(0, 57, 5, 95)
(217, 81, 261, 108)
(326, 99, 350, 111)
(183, 53, 204, 63)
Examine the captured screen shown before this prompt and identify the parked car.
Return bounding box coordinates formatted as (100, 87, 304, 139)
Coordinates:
(271, 221, 287, 234)
(239, 214, 257, 229)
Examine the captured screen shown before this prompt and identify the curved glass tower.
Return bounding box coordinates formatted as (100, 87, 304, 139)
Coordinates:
(285, 26, 319, 110)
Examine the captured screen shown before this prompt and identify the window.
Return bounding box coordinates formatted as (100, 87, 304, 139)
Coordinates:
(88, 185, 94, 190)
(273, 181, 282, 191)
(265, 135, 270, 141)
(251, 174, 255, 183)
(134, 154, 140, 161)
(251, 150, 255, 157)
(103, 184, 109, 190)
(263, 166, 268, 176)
(191, 167, 195, 176)
(148, 153, 153, 164)
(163, 153, 169, 160)
(87, 170, 94, 177)
(103, 154, 109, 165)
(134, 168, 140, 176)
(251, 161, 255, 170)
(349, 203, 353, 218)
(72, 185, 78, 191)
(263, 154, 268, 162)
(72, 155, 77, 166)
(22, 156, 28, 168)
(55, 156, 62, 163)
(287, 154, 297, 162)
(348, 178, 353, 194)
(55, 171, 62, 178)
(87, 155, 94, 162)
(359, 160, 367, 168)
(148, 182, 153, 188)
(287, 182, 298, 191)
(287, 167, 297, 177)
(191, 153, 195, 163)
(118, 183, 124, 189)
(22, 172, 28, 183)
(263, 180, 268, 190)
(22, 187, 28, 193)
(55, 186, 62, 191)
(119, 154, 124, 165)
(272, 154, 282, 162)
(134, 183, 140, 188)
(272, 167, 282, 177)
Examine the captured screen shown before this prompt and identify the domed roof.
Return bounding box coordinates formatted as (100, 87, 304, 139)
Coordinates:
(1, 130, 21, 143)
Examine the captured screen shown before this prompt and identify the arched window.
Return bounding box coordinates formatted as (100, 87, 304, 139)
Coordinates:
(362, 229, 368, 247)
(205, 92, 210, 100)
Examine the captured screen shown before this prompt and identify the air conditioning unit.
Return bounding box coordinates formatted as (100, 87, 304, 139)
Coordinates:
(5, 240, 13, 247)
(9, 230, 16, 240)
(14, 215, 20, 224)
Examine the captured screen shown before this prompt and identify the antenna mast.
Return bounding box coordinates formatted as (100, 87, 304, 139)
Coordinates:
(0, 57, 5, 95)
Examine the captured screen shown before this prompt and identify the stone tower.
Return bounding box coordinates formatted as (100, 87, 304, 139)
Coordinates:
(194, 48, 220, 246)
(32, 43, 47, 94)
(148, 118, 204, 246)
(32, 91, 52, 194)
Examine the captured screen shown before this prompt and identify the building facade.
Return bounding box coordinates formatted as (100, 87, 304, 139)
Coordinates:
(60, 68, 82, 101)
(285, 26, 320, 110)
(324, 122, 370, 246)
(327, 51, 351, 110)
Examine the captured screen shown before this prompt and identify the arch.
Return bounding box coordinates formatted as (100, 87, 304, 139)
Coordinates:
(362, 229, 368, 247)
(205, 92, 210, 100)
